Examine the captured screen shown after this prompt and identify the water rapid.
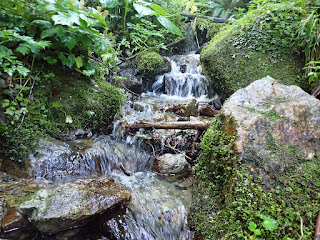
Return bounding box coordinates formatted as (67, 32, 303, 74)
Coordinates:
(27, 53, 214, 239)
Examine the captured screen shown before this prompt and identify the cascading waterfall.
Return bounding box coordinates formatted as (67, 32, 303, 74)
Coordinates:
(150, 54, 215, 100)
(27, 53, 214, 239)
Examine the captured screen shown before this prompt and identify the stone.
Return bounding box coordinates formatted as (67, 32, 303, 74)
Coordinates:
(153, 153, 191, 176)
(221, 76, 320, 175)
(1, 209, 29, 232)
(18, 177, 131, 234)
(165, 99, 199, 117)
(199, 105, 219, 117)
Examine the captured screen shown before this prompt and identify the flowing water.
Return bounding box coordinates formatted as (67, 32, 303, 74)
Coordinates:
(26, 53, 214, 239)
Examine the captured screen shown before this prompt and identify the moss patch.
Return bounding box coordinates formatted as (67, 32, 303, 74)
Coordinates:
(0, 66, 125, 163)
(189, 114, 320, 239)
(200, 26, 306, 97)
(136, 51, 163, 75)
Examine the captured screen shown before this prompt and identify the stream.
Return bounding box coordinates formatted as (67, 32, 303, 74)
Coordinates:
(2, 53, 216, 239)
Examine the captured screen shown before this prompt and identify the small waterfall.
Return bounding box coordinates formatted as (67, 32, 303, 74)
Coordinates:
(150, 54, 214, 100)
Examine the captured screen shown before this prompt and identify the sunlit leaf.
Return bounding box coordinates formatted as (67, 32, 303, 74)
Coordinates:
(156, 16, 183, 36)
(148, 3, 167, 16)
(133, 3, 155, 17)
(99, 0, 117, 8)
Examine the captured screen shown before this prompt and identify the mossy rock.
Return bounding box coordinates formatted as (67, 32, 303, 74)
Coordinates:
(136, 51, 163, 75)
(200, 25, 306, 97)
(0, 68, 125, 163)
(189, 79, 320, 239)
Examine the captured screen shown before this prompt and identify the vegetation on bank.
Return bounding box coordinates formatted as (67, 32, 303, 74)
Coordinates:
(190, 115, 320, 239)
(200, 0, 319, 96)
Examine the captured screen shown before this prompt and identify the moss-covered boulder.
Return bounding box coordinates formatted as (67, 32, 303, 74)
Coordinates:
(0, 69, 125, 164)
(189, 77, 320, 239)
(136, 51, 163, 76)
(201, 25, 306, 97)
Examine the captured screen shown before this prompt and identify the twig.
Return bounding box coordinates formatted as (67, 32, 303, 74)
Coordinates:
(164, 143, 192, 161)
(312, 85, 320, 97)
(119, 163, 131, 176)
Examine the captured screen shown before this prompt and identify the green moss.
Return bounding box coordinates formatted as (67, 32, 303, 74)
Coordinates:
(136, 51, 163, 74)
(189, 114, 320, 239)
(201, 26, 307, 97)
(0, 66, 125, 162)
(194, 18, 225, 41)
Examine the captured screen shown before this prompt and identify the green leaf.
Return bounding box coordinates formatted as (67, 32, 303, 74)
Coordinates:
(71, 54, 83, 68)
(52, 102, 62, 108)
(16, 43, 31, 55)
(5, 107, 14, 116)
(133, 3, 155, 17)
(43, 56, 57, 64)
(260, 215, 277, 231)
(52, 11, 80, 26)
(156, 16, 183, 36)
(99, 0, 118, 8)
(41, 27, 61, 39)
(148, 3, 167, 16)
(82, 69, 95, 76)
(254, 228, 261, 236)
(248, 221, 256, 232)
(89, 13, 107, 27)
(63, 34, 77, 50)
(0, 124, 8, 133)
(58, 53, 74, 68)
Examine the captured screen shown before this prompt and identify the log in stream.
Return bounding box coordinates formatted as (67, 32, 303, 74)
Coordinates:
(126, 120, 211, 130)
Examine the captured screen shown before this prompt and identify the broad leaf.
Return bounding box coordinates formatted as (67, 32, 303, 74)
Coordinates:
(52, 11, 80, 26)
(58, 53, 74, 68)
(63, 35, 77, 50)
(156, 16, 183, 36)
(43, 56, 57, 64)
(133, 3, 155, 17)
(248, 222, 257, 232)
(99, 0, 118, 8)
(52, 102, 62, 108)
(149, 3, 167, 16)
(71, 54, 83, 68)
(82, 69, 95, 76)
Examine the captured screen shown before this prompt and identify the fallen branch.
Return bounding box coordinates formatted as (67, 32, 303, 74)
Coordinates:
(164, 143, 192, 161)
(181, 13, 234, 23)
(127, 120, 211, 130)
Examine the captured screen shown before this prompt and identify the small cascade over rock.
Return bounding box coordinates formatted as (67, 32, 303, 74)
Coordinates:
(150, 53, 215, 100)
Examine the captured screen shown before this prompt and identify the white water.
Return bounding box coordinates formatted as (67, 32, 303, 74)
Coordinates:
(28, 53, 214, 239)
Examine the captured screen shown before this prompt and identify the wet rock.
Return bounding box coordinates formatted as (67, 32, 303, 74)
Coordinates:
(165, 99, 198, 117)
(18, 177, 131, 234)
(222, 76, 320, 175)
(153, 154, 191, 176)
(58, 129, 93, 141)
(1, 209, 30, 233)
(199, 105, 218, 117)
(118, 61, 143, 94)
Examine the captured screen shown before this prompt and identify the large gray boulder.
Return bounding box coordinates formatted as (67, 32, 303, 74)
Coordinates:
(190, 76, 320, 239)
(222, 76, 320, 174)
(18, 177, 131, 234)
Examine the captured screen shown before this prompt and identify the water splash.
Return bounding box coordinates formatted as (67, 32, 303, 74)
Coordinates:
(147, 54, 214, 100)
